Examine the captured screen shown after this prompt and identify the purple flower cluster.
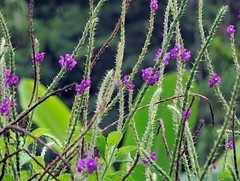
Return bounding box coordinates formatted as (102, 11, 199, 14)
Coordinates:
(59, 54, 77, 70)
(182, 109, 192, 121)
(76, 147, 99, 174)
(142, 67, 160, 86)
(142, 152, 157, 166)
(76, 77, 91, 94)
(150, 0, 158, 11)
(5, 69, 19, 88)
(31, 52, 45, 62)
(123, 75, 135, 90)
(154, 45, 191, 66)
(227, 25, 235, 35)
(171, 45, 181, 59)
(208, 73, 221, 88)
(228, 141, 233, 150)
(0, 98, 11, 116)
(76, 157, 98, 174)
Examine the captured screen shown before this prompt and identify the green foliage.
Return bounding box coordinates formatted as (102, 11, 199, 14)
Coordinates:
(18, 78, 71, 143)
(123, 72, 199, 180)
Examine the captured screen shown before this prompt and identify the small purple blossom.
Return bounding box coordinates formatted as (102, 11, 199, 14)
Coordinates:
(154, 48, 162, 61)
(212, 162, 217, 170)
(31, 52, 45, 62)
(180, 49, 191, 61)
(76, 157, 98, 174)
(58, 54, 77, 70)
(164, 52, 171, 66)
(76, 77, 91, 94)
(171, 45, 181, 59)
(87, 158, 98, 174)
(5, 69, 19, 88)
(76, 159, 88, 172)
(142, 151, 157, 166)
(142, 67, 160, 86)
(208, 73, 221, 88)
(142, 158, 149, 166)
(238, 11, 240, 19)
(123, 75, 135, 91)
(0, 98, 11, 116)
(227, 25, 235, 35)
(150, 152, 157, 161)
(142, 67, 153, 81)
(147, 71, 160, 86)
(182, 109, 192, 121)
(150, 0, 158, 11)
(228, 141, 233, 150)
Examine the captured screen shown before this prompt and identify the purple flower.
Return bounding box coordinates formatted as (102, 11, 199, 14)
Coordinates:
(142, 67, 153, 81)
(141, 67, 160, 86)
(142, 151, 157, 166)
(171, 45, 180, 59)
(5, 69, 19, 88)
(150, 0, 158, 11)
(58, 54, 77, 70)
(123, 75, 135, 91)
(208, 73, 221, 88)
(212, 162, 217, 170)
(227, 25, 235, 35)
(228, 141, 233, 150)
(238, 11, 240, 19)
(76, 77, 91, 94)
(76, 157, 98, 174)
(163, 52, 171, 66)
(142, 158, 149, 166)
(150, 152, 157, 161)
(154, 48, 162, 61)
(123, 75, 130, 85)
(182, 109, 192, 121)
(87, 158, 98, 174)
(76, 159, 88, 172)
(0, 98, 11, 116)
(31, 52, 45, 62)
(180, 49, 191, 61)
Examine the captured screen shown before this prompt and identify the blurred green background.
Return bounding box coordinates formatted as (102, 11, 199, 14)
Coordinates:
(1, 0, 240, 167)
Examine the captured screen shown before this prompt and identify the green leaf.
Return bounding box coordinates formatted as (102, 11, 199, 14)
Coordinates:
(123, 72, 199, 180)
(25, 128, 49, 147)
(53, 173, 71, 181)
(107, 131, 122, 147)
(18, 78, 71, 143)
(96, 134, 107, 160)
(104, 171, 126, 181)
(116, 146, 137, 155)
(219, 170, 231, 179)
(115, 152, 133, 163)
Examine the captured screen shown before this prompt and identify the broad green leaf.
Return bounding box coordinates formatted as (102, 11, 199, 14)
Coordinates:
(123, 72, 199, 180)
(96, 134, 107, 160)
(116, 146, 137, 155)
(107, 131, 122, 147)
(115, 152, 133, 163)
(18, 78, 71, 143)
(25, 128, 49, 147)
